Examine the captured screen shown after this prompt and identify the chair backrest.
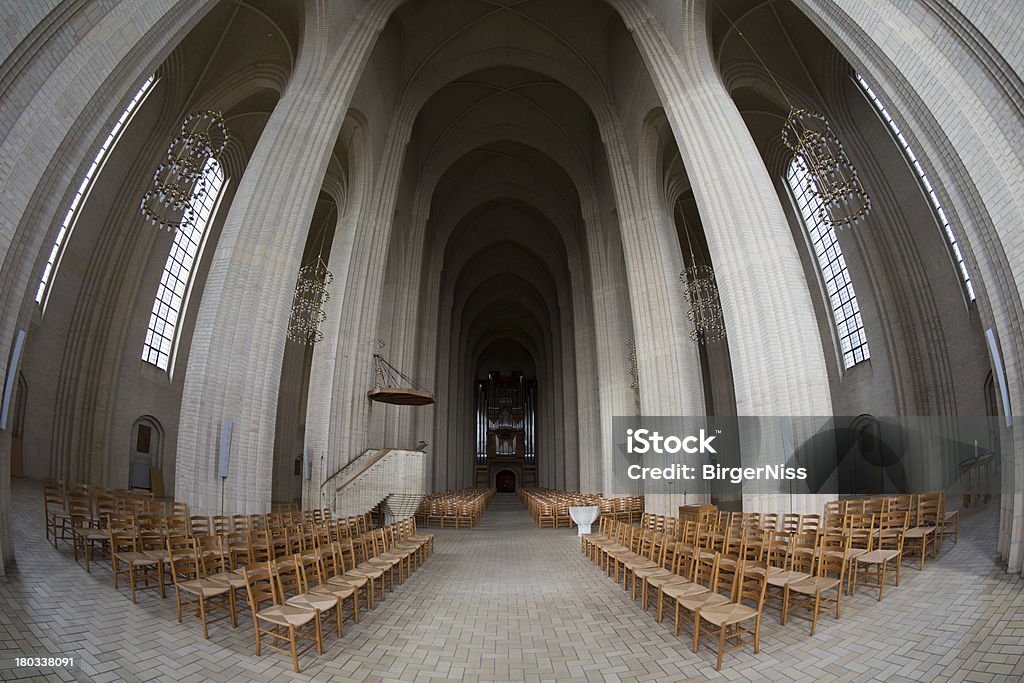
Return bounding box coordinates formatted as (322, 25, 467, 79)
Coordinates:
(196, 535, 227, 577)
(817, 538, 848, 581)
(694, 550, 720, 589)
(295, 551, 322, 592)
(242, 564, 277, 612)
(232, 515, 250, 534)
(272, 555, 302, 600)
(765, 531, 791, 569)
(761, 513, 779, 532)
(167, 539, 200, 586)
(781, 513, 800, 535)
(109, 526, 138, 555)
(737, 559, 769, 610)
(212, 515, 232, 536)
(249, 530, 272, 563)
(846, 513, 875, 551)
(791, 532, 818, 573)
(190, 516, 211, 538)
(876, 522, 905, 552)
(93, 494, 117, 526)
(917, 495, 941, 526)
(137, 513, 166, 552)
(799, 514, 821, 535)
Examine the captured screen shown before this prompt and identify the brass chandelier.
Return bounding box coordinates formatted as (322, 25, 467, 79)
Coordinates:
(713, 4, 871, 229)
(141, 110, 229, 231)
(287, 214, 335, 346)
(782, 108, 871, 228)
(286, 254, 333, 345)
(679, 207, 727, 345)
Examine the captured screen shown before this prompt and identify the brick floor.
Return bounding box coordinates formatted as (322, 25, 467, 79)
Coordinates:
(1, 480, 1022, 681)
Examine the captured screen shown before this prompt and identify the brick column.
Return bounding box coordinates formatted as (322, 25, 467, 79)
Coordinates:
(175, 5, 389, 515)
(615, 0, 834, 515)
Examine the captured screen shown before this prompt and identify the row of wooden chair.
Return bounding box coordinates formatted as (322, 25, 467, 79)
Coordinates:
(46, 493, 435, 673)
(415, 488, 494, 527)
(579, 499, 951, 670)
(518, 488, 645, 527)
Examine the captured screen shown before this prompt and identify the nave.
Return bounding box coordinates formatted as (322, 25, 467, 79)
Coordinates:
(3, 480, 1020, 681)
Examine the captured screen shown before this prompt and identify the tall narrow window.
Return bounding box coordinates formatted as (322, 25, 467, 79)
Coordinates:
(788, 158, 870, 369)
(141, 158, 224, 370)
(856, 74, 975, 301)
(36, 75, 156, 306)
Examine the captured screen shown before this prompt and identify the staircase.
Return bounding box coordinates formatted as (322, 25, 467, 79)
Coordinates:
(321, 448, 428, 518)
(380, 493, 425, 524)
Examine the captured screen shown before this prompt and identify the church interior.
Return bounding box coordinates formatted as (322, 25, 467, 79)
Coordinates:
(1, 0, 1023, 679)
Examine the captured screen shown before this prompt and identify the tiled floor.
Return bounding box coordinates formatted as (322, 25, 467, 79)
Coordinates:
(1, 479, 1022, 682)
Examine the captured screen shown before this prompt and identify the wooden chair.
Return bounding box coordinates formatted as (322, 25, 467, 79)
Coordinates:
(243, 564, 321, 673)
(324, 541, 369, 617)
(196, 534, 245, 627)
(782, 535, 847, 635)
(343, 538, 387, 608)
(852, 511, 905, 600)
(653, 540, 706, 623)
(903, 495, 939, 570)
(165, 537, 234, 637)
(69, 494, 108, 572)
(277, 554, 342, 641)
(43, 484, 69, 549)
(697, 559, 768, 670)
(110, 525, 163, 602)
(673, 550, 732, 642)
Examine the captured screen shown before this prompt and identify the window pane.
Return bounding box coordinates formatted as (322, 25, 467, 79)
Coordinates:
(787, 158, 871, 370)
(856, 74, 975, 302)
(141, 158, 224, 371)
(36, 75, 156, 305)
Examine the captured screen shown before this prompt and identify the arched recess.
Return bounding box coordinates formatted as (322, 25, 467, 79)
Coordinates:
(129, 416, 164, 492)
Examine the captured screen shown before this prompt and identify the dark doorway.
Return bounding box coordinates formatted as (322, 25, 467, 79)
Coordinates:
(496, 469, 516, 492)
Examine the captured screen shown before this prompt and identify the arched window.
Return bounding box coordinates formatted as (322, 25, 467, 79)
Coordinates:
(856, 74, 975, 302)
(36, 75, 156, 308)
(141, 157, 226, 371)
(787, 157, 870, 369)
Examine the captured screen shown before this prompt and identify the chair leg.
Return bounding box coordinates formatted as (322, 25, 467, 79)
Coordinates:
(692, 613, 701, 653)
(129, 565, 137, 603)
(716, 625, 726, 671)
(289, 625, 299, 672)
(810, 592, 821, 636)
(199, 595, 209, 639)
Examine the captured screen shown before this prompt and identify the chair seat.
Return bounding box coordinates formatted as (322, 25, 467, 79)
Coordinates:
(287, 592, 338, 613)
(144, 549, 170, 562)
(788, 576, 841, 594)
(350, 565, 385, 578)
(701, 602, 758, 626)
(329, 574, 369, 588)
(76, 528, 108, 541)
(904, 526, 935, 539)
(856, 549, 900, 564)
(650, 573, 691, 589)
(117, 552, 159, 567)
(766, 569, 808, 587)
(662, 582, 708, 600)
(678, 591, 729, 611)
(625, 558, 659, 570)
(634, 566, 671, 579)
(210, 571, 247, 589)
(310, 583, 355, 600)
(180, 578, 231, 597)
(257, 604, 317, 627)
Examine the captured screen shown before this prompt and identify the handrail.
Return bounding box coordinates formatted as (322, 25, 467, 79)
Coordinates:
(323, 448, 392, 494)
